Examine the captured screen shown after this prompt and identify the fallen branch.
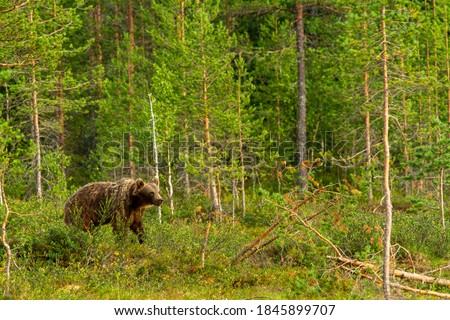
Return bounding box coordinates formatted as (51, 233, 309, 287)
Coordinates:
(239, 235, 280, 262)
(390, 282, 450, 299)
(341, 263, 450, 299)
(280, 204, 343, 257)
(231, 191, 341, 266)
(305, 196, 343, 222)
(329, 256, 450, 287)
(230, 218, 281, 266)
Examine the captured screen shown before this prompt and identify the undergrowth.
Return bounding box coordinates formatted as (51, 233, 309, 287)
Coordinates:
(1, 192, 450, 300)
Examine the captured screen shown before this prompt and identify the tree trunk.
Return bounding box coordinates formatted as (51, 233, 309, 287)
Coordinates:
(237, 54, 246, 216)
(203, 87, 220, 213)
(167, 144, 175, 216)
(200, 25, 220, 213)
(178, 1, 191, 196)
(445, 4, 450, 123)
(128, 0, 135, 177)
(400, 56, 410, 196)
(55, 71, 65, 149)
(30, 10, 42, 201)
(381, 5, 393, 300)
(363, 6, 373, 203)
(149, 94, 162, 223)
(440, 168, 445, 229)
(1, 174, 12, 297)
(114, 0, 120, 58)
(295, 1, 307, 191)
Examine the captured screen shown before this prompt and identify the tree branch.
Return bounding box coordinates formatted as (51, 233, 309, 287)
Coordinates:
(0, 0, 30, 14)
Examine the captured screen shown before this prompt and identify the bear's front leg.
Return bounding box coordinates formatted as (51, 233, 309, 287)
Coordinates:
(130, 210, 144, 244)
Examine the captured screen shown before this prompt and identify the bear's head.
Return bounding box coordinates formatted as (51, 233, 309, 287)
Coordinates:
(131, 177, 163, 208)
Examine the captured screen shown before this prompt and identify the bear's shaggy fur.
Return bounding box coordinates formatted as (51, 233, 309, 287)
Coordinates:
(64, 178, 163, 243)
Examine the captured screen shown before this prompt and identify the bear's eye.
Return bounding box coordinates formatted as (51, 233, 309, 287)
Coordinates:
(149, 192, 154, 197)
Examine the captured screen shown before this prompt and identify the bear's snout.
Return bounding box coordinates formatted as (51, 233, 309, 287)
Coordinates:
(154, 198, 163, 206)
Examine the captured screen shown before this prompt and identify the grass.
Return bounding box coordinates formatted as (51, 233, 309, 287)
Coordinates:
(1, 193, 450, 300)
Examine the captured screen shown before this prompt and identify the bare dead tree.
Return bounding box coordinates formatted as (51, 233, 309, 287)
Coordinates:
(1, 174, 13, 297)
(381, 5, 393, 300)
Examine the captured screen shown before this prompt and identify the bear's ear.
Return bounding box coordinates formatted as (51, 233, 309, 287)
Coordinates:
(136, 178, 145, 189)
(152, 176, 159, 186)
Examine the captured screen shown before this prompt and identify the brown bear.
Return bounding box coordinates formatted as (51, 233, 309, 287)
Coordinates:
(64, 177, 163, 243)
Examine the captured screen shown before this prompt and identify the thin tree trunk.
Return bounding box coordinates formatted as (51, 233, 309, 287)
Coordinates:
(400, 56, 410, 196)
(440, 168, 445, 229)
(1, 174, 12, 297)
(149, 94, 162, 223)
(114, 0, 120, 58)
(445, 4, 450, 123)
(295, 1, 307, 191)
(232, 178, 237, 223)
(200, 26, 220, 213)
(56, 71, 65, 149)
(432, 0, 438, 120)
(128, 0, 135, 177)
(225, 0, 231, 34)
(363, 6, 373, 203)
(381, 5, 393, 300)
(30, 10, 42, 200)
(179, 1, 191, 196)
(237, 54, 246, 216)
(4, 83, 10, 122)
(167, 146, 175, 216)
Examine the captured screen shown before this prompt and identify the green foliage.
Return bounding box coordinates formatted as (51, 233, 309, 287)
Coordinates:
(392, 213, 450, 259)
(3, 0, 450, 300)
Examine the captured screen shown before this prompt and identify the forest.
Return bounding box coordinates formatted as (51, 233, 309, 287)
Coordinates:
(2, 0, 450, 300)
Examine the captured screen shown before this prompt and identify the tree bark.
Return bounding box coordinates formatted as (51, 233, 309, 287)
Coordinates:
(446, 4, 450, 123)
(381, 5, 393, 300)
(363, 6, 373, 203)
(178, 1, 191, 197)
(1, 174, 12, 297)
(30, 10, 42, 201)
(440, 168, 445, 229)
(200, 19, 220, 213)
(55, 71, 65, 149)
(295, 1, 307, 191)
(149, 94, 162, 223)
(128, 0, 135, 177)
(237, 54, 246, 216)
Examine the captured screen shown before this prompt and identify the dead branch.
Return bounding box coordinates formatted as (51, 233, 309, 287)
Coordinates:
(305, 196, 343, 222)
(329, 256, 450, 287)
(341, 264, 450, 299)
(239, 235, 280, 263)
(0, 0, 29, 14)
(231, 218, 281, 266)
(231, 190, 341, 266)
(390, 282, 450, 299)
(279, 204, 343, 257)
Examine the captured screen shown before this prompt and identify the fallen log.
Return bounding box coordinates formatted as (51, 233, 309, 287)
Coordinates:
(328, 256, 450, 287)
(341, 265, 450, 299)
(230, 219, 280, 265)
